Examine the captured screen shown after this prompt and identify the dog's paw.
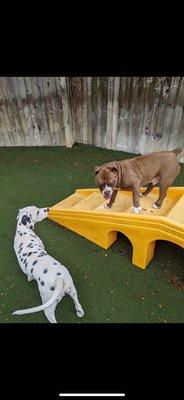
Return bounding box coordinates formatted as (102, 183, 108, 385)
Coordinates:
(139, 192, 144, 197)
(76, 309, 84, 318)
(133, 206, 142, 214)
(27, 276, 33, 282)
(104, 203, 110, 210)
(152, 203, 160, 209)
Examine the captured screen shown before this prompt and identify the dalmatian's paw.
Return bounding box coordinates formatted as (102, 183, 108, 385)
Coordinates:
(27, 276, 33, 282)
(76, 309, 84, 318)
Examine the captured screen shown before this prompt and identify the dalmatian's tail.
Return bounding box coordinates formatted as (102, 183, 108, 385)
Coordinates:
(12, 277, 64, 316)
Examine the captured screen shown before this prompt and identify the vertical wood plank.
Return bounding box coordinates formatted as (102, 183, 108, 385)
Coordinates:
(58, 77, 74, 147)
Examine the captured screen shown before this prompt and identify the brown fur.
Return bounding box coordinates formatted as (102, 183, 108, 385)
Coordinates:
(94, 148, 182, 210)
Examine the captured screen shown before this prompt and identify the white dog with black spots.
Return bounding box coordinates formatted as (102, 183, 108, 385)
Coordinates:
(13, 206, 84, 323)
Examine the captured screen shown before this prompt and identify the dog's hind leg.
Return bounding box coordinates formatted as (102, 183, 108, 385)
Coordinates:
(44, 303, 57, 323)
(153, 184, 168, 209)
(40, 292, 57, 323)
(68, 285, 84, 318)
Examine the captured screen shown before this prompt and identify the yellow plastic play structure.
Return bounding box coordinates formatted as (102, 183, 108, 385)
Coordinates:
(48, 187, 184, 269)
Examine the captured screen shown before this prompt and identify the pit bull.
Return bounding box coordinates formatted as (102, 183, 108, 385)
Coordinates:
(94, 148, 182, 213)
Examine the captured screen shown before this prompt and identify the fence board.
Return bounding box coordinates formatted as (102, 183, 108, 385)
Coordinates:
(0, 77, 184, 161)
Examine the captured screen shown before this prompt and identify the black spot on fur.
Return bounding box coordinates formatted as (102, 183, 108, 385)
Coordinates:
(23, 259, 26, 264)
(37, 211, 39, 215)
(43, 268, 48, 273)
(53, 262, 57, 265)
(25, 263, 27, 268)
(50, 286, 55, 291)
(19, 233, 23, 236)
(31, 239, 34, 242)
(23, 232, 27, 235)
(22, 253, 27, 256)
(57, 272, 61, 275)
(38, 277, 40, 281)
(28, 252, 32, 257)
(30, 226, 33, 230)
(41, 281, 44, 286)
(21, 215, 31, 225)
(19, 243, 23, 248)
(33, 251, 38, 254)
(31, 268, 33, 273)
(32, 260, 38, 265)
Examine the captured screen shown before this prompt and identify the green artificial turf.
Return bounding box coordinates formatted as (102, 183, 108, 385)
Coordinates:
(0, 143, 184, 323)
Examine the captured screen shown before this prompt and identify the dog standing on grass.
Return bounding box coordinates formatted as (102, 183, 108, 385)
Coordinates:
(13, 206, 84, 323)
(94, 148, 182, 213)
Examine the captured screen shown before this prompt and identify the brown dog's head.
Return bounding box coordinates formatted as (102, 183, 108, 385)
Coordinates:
(94, 164, 119, 204)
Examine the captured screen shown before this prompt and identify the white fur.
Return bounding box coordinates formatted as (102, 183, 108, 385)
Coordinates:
(152, 203, 160, 209)
(133, 206, 142, 214)
(102, 185, 113, 199)
(13, 206, 84, 323)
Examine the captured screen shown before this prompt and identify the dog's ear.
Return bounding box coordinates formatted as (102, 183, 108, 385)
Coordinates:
(107, 165, 118, 173)
(94, 166, 101, 176)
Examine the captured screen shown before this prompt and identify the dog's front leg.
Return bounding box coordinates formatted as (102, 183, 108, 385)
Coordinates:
(104, 190, 118, 209)
(132, 182, 142, 213)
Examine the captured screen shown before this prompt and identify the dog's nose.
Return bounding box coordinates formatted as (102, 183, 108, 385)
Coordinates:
(104, 190, 111, 196)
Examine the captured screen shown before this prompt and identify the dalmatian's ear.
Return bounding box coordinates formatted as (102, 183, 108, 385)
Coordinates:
(31, 207, 39, 222)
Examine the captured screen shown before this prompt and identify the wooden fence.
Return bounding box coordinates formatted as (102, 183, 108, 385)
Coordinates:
(0, 77, 184, 161)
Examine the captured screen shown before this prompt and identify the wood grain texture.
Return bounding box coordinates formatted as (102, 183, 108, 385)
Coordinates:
(0, 77, 184, 161)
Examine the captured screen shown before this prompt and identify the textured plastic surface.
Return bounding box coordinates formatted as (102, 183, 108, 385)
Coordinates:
(48, 187, 184, 269)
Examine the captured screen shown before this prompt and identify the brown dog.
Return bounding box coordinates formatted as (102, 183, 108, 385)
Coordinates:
(94, 148, 182, 213)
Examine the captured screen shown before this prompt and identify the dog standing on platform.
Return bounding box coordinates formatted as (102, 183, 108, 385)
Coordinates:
(94, 148, 182, 213)
(13, 206, 84, 323)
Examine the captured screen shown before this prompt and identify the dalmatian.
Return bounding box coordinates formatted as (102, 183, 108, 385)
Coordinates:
(13, 206, 84, 323)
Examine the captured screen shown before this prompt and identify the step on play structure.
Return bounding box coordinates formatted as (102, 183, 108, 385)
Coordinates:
(48, 187, 184, 269)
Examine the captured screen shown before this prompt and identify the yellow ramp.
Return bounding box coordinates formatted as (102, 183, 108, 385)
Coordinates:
(48, 187, 184, 269)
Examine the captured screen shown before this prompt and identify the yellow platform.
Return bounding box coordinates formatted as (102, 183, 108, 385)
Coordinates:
(48, 187, 184, 269)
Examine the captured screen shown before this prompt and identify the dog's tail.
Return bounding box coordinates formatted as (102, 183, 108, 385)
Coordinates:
(12, 277, 64, 316)
(172, 148, 182, 156)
